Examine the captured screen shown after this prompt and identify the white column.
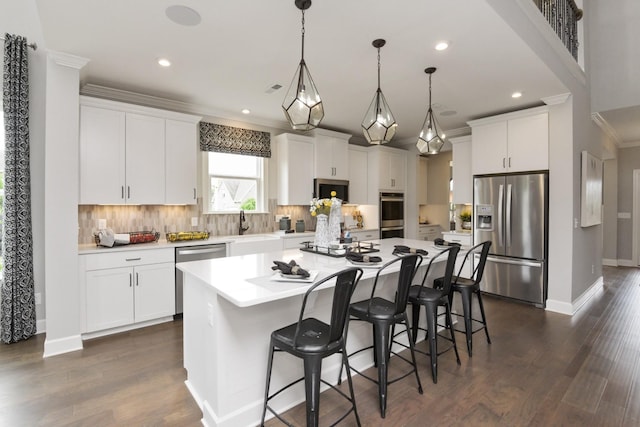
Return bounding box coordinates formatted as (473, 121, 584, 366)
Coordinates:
(43, 51, 89, 357)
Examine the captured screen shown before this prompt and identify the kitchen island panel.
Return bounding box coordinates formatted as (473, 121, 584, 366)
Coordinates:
(180, 238, 449, 426)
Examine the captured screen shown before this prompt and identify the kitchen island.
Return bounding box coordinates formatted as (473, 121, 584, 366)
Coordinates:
(177, 238, 452, 427)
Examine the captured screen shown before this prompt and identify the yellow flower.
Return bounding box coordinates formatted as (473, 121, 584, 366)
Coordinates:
(331, 191, 337, 197)
(311, 211, 317, 217)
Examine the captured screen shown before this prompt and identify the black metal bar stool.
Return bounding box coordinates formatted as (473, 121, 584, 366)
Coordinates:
(260, 267, 363, 427)
(406, 245, 461, 383)
(434, 241, 492, 357)
(339, 254, 423, 418)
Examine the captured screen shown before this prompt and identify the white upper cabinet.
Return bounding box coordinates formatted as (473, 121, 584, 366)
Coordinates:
(451, 135, 472, 204)
(470, 106, 549, 175)
(125, 113, 166, 204)
(275, 133, 315, 205)
(165, 119, 198, 204)
(417, 156, 428, 205)
(367, 146, 407, 202)
(79, 105, 126, 204)
(348, 145, 368, 204)
(313, 129, 350, 180)
(79, 96, 201, 205)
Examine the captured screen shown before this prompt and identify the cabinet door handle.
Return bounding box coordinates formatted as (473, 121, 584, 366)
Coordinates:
(136, 272, 139, 286)
(129, 273, 132, 287)
(508, 157, 511, 168)
(121, 186, 125, 199)
(503, 158, 506, 168)
(125, 257, 141, 262)
(193, 188, 196, 199)
(127, 186, 131, 199)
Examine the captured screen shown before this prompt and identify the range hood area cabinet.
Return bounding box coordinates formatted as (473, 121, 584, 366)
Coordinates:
(313, 129, 350, 180)
(348, 145, 369, 205)
(79, 96, 201, 205)
(451, 135, 472, 204)
(469, 105, 549, 175)
(275, 133, 315, 205)
(367, 146, 407, 203)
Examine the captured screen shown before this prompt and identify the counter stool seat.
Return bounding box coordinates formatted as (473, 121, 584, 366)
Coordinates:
(261, 268, 363, 427)
(434, 241, 492, 357)
(339, 254, 424, 419)
(407, 245, 461, 383)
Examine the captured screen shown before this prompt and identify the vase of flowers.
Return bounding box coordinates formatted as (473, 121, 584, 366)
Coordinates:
(310, 191, 342, 248)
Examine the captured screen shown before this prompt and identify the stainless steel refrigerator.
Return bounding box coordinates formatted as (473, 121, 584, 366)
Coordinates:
(473, 172, 548, 307)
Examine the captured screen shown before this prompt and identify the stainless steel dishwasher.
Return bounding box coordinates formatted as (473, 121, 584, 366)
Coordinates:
(175, 244, 227, 315)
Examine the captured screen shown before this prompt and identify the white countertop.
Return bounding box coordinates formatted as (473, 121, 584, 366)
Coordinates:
(177, 237, 452, 308)
(78, 229, 380, 254)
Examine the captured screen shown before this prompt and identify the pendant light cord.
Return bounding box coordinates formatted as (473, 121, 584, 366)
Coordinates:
(428, 72, 433, 110)
(377, 47, 381, 90)
(300, 10, 306, 61)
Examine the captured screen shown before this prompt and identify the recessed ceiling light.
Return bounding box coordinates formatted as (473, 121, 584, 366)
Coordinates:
(241, 109, 251, 115)
(158, 58, 171, 67)
(166, 5, 201, 26)
(512, 91, 523, 98)
(435, 41, 449, 51)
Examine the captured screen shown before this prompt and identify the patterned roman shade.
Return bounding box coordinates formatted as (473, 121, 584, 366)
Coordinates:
(200, 122, 271, 158)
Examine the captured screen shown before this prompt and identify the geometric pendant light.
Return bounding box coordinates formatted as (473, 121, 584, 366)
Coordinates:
(416, 67, 446, 155)
(282, 0, 324, 131)
(361, 38, 397, 145)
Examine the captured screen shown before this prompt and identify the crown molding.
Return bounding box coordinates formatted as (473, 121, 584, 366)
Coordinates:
(591, 112, 621, 147)
(80, 83, 290, 132)
(542, 93, 571, 105)
(48, 51, 89, 69)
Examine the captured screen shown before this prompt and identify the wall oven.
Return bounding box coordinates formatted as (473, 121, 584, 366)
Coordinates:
(379, 192, 404, 238)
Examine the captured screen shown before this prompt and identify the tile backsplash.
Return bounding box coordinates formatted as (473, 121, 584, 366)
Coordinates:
(78, 199, 360, 244)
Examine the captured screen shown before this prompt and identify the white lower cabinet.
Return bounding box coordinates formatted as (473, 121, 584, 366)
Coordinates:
(349, 229, 379, 241)
(81, 248, 175, 334)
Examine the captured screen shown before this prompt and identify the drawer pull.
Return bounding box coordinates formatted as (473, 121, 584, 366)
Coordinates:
(125, 257, 142, 262)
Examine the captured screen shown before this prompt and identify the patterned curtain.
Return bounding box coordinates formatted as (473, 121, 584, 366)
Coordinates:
(200, 122, 271, 158)
(1, 34, 36, 343)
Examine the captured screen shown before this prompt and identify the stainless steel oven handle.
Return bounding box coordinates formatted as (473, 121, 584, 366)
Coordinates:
(380, 226, 404, 231)
(380, 196, 404, 202)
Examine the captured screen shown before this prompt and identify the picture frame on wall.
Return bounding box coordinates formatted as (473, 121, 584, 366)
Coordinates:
(580, 150, 603, 227)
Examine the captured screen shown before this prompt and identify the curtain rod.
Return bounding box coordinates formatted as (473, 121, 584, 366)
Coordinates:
(0, 37, 38, 50)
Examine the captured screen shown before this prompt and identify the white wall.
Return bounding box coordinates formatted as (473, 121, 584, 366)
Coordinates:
(1, 0, 47, 332)
(587, 0, 640, 113)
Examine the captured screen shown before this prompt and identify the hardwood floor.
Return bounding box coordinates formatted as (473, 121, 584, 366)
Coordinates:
(1, 266, 639, 426)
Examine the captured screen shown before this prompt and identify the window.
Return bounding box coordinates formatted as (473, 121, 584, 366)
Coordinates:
(205, 152, 265, 213)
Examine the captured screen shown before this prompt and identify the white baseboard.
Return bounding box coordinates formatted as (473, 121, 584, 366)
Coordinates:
(81, 316, 174, 340)
(36, 318, 46, 334)
(602, 258, 618, 267)
(43, 334, 83, 357)
(617, 259, 636, 267)
(546, 276, 604, 316)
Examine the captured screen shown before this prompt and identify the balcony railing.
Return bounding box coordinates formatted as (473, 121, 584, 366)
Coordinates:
(533, 0, 583, 60)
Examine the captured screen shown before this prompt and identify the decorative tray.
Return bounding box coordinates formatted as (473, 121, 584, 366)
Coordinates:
(166, 231, 210, 242)
(94, 230, 160, 246)
(299, 241, 380, 258)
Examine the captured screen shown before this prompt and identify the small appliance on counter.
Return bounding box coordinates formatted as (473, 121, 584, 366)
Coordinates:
(279, 216, 291, 231)
(295, 219, 305, 232)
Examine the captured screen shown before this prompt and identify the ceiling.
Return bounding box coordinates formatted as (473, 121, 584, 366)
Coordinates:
(35, 0, 577, 147)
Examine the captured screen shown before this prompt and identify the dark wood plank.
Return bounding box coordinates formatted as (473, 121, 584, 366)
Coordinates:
(1, 266, 640, 426)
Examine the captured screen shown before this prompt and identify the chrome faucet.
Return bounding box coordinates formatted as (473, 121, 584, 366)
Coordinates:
(239, 210, 250, 235)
